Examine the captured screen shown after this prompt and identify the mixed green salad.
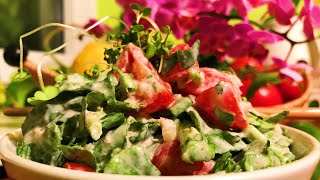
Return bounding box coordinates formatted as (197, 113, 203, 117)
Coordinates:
(13, 5, 297, 176)
(14, 43, 296, 176)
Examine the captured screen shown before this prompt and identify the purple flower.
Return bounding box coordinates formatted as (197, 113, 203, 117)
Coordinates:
(300, 0, 320, 39)
(84, 19, 112, 38)
(188, 15, 234, 59)
(117, 0, 201, 38)
(272, 57, 313, 81)
(226, 23, 282, 61)
(200, 0, 249, 19)
(116, 0, 146, 9)
(149, 0, 200, 38)
(267, 0, 295, 25)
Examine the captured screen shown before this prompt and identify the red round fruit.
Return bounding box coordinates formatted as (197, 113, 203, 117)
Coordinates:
(230, 56, 263, 72)
(249, 85, 284, 107)
(278, 77, 305, 102)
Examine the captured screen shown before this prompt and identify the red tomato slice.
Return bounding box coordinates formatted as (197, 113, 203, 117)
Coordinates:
(162, 43, 200, 84)
(179, 68, 243, 96)
(116, 43, 174, 114)
(249, 85, 283, 107)
(152, 141, 214, 176)
(195, 81, 250, 130)
(63, 162, 95, 172)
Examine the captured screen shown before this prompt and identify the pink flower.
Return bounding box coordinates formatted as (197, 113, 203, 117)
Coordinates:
(227, 23, 282, 60)
(300, 0, 320, 39)
(267, 0, 295, 25)
(272, 57, 313, 81)
(188, 15, 234, 59)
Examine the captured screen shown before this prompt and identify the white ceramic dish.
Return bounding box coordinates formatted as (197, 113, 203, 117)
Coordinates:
(0, 125, 319, 180)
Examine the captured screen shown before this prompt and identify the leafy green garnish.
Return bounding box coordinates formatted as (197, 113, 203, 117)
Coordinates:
(84, 65, 100, 79)
(214, 107, 234, 126)
(264, 111, 289, 124)
(104, 47, 121, 64)
(27, 86, 60, 105)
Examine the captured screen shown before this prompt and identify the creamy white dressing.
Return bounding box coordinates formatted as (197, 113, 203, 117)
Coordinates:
(134, 136, 157, 147)
(44, 104, 64, 122)
(159, 118, 178, 142)
(59, 109, 79, 123)
(85, 110, 105, 140)
(84, 143, 95, 153)
(59, 74, 89, 91)
(24, 126, 45, 144)
(90, 81, 113, 97)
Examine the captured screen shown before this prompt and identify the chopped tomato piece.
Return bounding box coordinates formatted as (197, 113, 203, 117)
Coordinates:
(162, 43, 200, 84)
(195, 81, 250, 130)
(177, 68, 242, 96)
(152, 141, 214, 176)
(63, 162, 95, 172)
(116, 43, 174, 114)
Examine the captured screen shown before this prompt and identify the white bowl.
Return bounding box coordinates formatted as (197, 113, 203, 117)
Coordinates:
(0, 125, 319, 180)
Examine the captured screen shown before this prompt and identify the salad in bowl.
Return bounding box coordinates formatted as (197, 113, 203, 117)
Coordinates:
(0, 4, 319, 179)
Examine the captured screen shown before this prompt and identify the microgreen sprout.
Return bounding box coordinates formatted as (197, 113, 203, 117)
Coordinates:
(103, 7, 173, 74)
(18, 16, 128, 105)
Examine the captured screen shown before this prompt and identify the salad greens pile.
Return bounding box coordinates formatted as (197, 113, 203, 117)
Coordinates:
(13, 4, 297, 176)
(15, 65, 295, 175)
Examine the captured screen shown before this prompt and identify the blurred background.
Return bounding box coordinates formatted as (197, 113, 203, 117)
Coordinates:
(0, 0, 121, 83)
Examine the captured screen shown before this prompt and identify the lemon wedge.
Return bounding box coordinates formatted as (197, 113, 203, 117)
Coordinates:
(71, 41, 112, 74)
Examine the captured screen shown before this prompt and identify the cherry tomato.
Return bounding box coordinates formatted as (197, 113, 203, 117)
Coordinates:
(230, 56, 263, 73)
(115, 43, 174, 114)
(278, 77, 305, 102)
(63, 162, 95, 172)
(249, 85, 283, 107)
(151, 141, 214, 175)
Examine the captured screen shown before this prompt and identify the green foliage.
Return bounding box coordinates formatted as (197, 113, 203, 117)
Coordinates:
(5, 74, 38, 107)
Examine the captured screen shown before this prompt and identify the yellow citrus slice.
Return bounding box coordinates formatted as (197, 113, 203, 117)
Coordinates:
(71, 41, 112, 74)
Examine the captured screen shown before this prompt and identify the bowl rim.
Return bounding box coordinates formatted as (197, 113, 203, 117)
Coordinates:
(0, 125, 319, 180)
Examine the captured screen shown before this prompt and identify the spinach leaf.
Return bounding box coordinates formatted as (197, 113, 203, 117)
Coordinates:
(60, 145, 96, 170)
(93, 118, 132, 171)
(101, 112, 125, 130)
(213, 152, 242, 173)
